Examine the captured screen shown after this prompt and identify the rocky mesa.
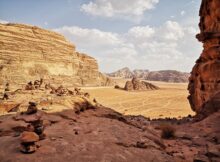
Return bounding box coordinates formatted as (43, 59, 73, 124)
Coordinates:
(0, 23, 112, 88)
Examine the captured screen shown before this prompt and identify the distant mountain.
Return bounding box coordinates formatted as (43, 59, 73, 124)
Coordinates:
(147, 70, 190, 83)
(133, 69, 150, 78)
(107, 67, 133, 78)
(107, 67, 190, 83)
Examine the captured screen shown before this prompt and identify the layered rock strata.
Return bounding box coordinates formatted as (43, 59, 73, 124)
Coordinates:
(0, 23, 112, 88)
(188, 0, 220, 114)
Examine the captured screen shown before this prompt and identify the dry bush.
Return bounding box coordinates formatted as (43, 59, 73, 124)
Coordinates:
(114, 85, 120, 89)
(160, 124, 176, 139)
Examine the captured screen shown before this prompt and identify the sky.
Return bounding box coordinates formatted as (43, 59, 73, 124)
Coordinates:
(0, 0, 202, 73)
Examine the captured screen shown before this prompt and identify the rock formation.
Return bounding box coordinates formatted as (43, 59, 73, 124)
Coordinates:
(124, 77, 159, 91)
(107, 67, 189, 83)
(0, 23, 112, 88)
(188, 0, 220, 114)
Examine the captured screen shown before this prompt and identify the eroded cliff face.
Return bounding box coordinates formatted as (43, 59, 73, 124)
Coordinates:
(188, 0, 220, 113)
(0, 23, 112, 87)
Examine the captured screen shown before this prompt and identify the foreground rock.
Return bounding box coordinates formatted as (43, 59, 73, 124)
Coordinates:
(152, 111, 220, 162)
(124, 77, 159, 91)
(188, 0, 220, 115)
(0, 100, 219, 161)
(0, 105, 174, 162)
(0, 23, 113, 88)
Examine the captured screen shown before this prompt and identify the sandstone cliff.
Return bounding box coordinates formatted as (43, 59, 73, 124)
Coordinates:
(108, 67, 189, 83)
(0, 23, 112, 88)
(188, 0, 220, 114)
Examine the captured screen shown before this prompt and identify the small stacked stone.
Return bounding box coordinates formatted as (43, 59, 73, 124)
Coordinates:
(26, 102, 46, 139)
(25, 81, 35, 90)
(20, 131, 39, 153)
(26, 102, 38, 114)
(5, 83, 10, 92)
(20, 102, 46, 153)
(2, 83, 10, 100)
(31, 119, 46, 140)
(34, 78, 43, 89)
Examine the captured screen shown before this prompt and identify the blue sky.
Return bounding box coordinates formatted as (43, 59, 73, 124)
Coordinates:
(0, 0, 202, 72)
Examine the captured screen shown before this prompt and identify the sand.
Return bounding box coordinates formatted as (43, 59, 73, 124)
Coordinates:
(82, 80, 194, 119)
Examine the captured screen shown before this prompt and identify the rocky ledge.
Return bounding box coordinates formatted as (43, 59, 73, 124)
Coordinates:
(0, 97, 219, 162)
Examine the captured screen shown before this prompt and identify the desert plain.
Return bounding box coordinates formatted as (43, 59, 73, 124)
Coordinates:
(82, 79, 194, 119)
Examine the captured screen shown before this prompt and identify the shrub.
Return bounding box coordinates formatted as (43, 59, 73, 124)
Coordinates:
(160, 124, 176, 139)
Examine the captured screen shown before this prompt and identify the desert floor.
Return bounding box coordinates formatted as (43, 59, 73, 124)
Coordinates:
(82, 79, 194, 119)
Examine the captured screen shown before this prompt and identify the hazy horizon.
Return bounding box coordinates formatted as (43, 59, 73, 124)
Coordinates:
(0, 0, 202, 73)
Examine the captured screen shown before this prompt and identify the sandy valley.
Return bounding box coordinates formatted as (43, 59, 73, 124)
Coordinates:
(83, 79, 194, 119)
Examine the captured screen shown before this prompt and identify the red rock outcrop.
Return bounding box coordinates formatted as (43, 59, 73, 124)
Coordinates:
(0, 104, 174, 161)
(124, 77, 159, 91)
(188, 0, 220, 114)
(0, 23, 113, 88)
(0, 98, 219, 161)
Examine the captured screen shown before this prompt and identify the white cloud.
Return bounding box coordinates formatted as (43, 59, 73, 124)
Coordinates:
(180, 10, 186, 16)
(80, 0, 159, 22)
(0, 19, 8, 24)
(54, 20, 202, 72)
(160, 21, 184, 41)
(127, 26, 155, 39)
(54, 26, 123, 51)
